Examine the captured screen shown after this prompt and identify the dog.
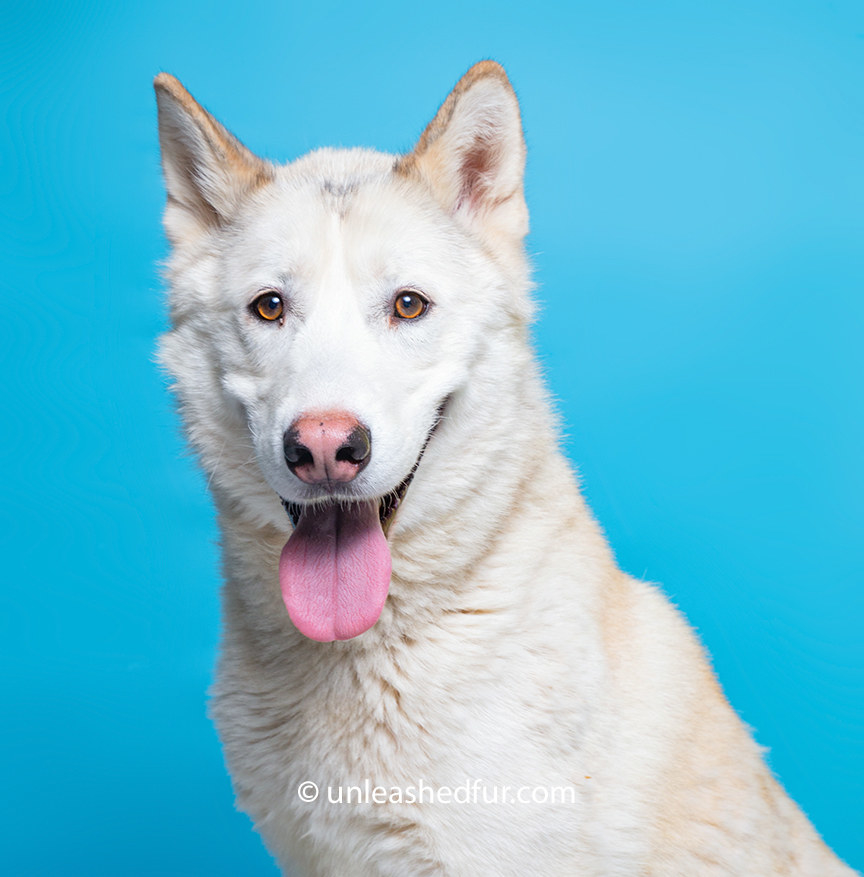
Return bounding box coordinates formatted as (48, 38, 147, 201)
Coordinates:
(154, 62, 854, 876)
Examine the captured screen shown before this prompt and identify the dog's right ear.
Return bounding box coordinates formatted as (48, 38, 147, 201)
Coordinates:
(397, 61, 528, 252)
(154, 74, 273, 244)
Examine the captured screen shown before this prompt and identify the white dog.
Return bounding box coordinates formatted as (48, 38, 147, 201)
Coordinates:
(154, 62, 854, 876)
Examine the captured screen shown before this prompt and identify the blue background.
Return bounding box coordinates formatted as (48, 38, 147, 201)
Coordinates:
(1, 1, 861, 873)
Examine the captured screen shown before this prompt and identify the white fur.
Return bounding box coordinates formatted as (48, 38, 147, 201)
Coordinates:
(155, 65, 855, 876)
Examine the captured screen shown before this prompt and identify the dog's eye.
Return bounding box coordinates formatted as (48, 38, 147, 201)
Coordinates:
(252, 291, 284, 322)
(393, 290, 429, 321)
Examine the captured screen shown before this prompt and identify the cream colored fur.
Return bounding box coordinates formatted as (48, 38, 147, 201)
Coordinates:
(154, 63, 855, 876)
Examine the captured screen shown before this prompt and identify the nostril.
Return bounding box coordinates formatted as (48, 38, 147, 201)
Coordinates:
(336, 425, 372, 465)
(284, 432, 314, 468)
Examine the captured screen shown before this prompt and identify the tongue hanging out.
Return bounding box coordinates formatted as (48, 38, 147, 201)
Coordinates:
(279, 500, 392, 642)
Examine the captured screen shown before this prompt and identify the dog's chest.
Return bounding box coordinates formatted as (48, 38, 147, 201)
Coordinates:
(215, 636, 596, 875)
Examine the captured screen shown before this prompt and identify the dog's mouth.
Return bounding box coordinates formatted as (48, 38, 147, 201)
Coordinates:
(277, 399, 447, 643)
(281, 464, 416, 536)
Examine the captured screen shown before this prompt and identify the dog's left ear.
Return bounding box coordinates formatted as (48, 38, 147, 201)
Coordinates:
(398, 61, 528, 248)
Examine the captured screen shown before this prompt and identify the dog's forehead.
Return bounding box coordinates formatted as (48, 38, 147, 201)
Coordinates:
(274, 146, 399, 221)
(231, 148, 452, 282)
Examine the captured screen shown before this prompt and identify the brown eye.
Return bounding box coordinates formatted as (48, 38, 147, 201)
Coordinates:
(393, 290, 429, 321)
(252, 291, 284, 322)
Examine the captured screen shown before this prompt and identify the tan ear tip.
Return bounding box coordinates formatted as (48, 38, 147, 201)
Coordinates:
(464, 59, 512, 86)
(469, 59, 507, 76)
(452, 60, 517, 103)
(153, 71, 184, 96)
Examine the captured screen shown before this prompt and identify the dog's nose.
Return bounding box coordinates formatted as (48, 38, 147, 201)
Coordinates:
(283, 412, 371, 484)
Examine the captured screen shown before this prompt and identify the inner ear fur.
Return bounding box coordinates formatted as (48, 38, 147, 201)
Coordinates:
(154, 73, 273, 240)
(397, 61, 528, 243)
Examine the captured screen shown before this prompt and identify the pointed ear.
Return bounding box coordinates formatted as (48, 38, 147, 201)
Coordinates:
(397, 61, 528, 245)
(154, 73, 273, 242)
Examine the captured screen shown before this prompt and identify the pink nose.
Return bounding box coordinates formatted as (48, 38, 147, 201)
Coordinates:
(283, 412, 371, 485)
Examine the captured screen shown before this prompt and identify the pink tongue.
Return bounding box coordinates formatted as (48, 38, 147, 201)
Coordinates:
(279, 500, 392, 642)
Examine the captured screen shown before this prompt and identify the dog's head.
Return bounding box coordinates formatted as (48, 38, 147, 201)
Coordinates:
(156, 63, 532, 641)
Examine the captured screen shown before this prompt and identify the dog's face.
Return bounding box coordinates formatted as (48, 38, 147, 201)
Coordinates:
(156, 63, 530, 641)
(203, 159, 490, 508)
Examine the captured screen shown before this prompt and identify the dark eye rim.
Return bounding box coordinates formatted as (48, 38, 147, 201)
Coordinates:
(250, 289, 285, 323)
(392, 288, 431, 321)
